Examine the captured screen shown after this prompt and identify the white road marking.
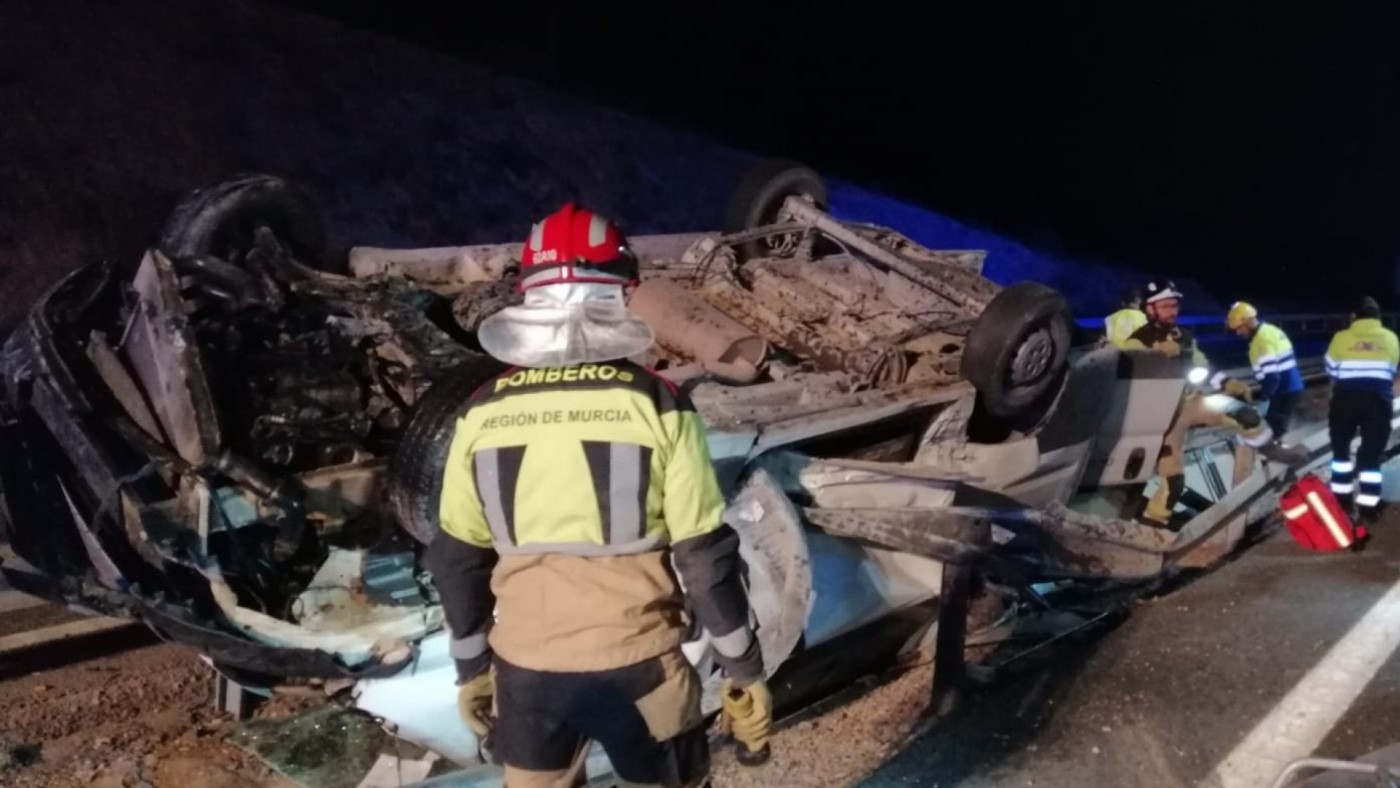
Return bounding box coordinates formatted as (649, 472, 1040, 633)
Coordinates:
(0, 616, 136, 655)
(1207, 576, 1400, 787)
(0, 589, 49, 614)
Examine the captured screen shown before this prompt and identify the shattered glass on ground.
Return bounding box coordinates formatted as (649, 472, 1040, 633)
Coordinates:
(229, 703, 429, 788)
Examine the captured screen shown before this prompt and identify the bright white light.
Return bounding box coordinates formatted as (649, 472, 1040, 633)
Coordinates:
(1202, 393, 1236, 412)
(1188, 366, 1209, 384)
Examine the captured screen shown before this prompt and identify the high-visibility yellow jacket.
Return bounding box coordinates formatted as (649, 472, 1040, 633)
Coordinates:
(426, 361, 763, 683)
(1325, 318, 1400, 397)
(1104, 308, 1148, 348)
(1247, 322, 1303, 399)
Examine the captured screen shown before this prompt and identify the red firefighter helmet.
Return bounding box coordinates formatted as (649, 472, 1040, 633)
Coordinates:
(518, 203, 639, 292)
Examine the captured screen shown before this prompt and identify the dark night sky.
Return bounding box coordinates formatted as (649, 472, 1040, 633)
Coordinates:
(280, 2, 1400, 308)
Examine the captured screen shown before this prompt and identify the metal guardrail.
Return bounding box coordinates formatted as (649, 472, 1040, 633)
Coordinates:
(1079, 311, 1400, 337)
(1220, 357, 1328, 389)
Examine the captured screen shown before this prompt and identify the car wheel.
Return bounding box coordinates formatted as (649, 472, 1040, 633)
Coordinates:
(961, 281, 1073, 418)
(158, 174, 333, 270)
(723, 159, 828, 262)
(386, 359, 508, 545)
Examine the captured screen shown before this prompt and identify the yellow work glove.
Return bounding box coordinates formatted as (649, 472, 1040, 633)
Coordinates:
(721, 679, 772, 764)
(1155, 337, 1182, 358)
(1223, 378, 1253, 402)
(457, 672, 494, 738)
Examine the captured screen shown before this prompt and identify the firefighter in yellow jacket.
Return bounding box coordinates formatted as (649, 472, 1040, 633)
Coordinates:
(1122, 280, 1298, 526)
(426, 204, 768, 787)
(1325, 297, 1399, 521)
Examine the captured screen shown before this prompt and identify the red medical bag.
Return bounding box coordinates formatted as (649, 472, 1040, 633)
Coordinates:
(1280, 475, 1366, 551)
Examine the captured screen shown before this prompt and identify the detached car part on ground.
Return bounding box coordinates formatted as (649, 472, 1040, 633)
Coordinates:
(4, 163, 1396, 774)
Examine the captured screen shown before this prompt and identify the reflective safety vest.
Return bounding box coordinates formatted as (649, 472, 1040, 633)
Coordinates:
(1249, 322, 1304, 399)
(1105, 308, 1148, 348)
(1325, 318, 1400, 396)
(440, 361, 723, 554)
(434, 360, 763, 678)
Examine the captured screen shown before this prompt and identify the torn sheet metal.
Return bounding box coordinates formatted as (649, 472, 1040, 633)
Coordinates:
(85, 330, 163, 441)
(125, 250, 221, 465)
(699, 469, 812, 712)
(57, 479, 126, 590)
(197, 551, 435, 669)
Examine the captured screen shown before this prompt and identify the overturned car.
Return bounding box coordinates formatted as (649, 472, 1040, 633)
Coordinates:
(0, 162, 1375, 770)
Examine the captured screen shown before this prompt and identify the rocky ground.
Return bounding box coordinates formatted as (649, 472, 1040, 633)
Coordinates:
(710, 658, 937, 788)
(0, 637, 295, 788)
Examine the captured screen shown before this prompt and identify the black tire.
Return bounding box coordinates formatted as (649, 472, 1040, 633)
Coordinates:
(961, 282, 1073, 418)
(158, 174, 331, 270)
(723, 159, 828, 262)
(385, 359, 508, 545)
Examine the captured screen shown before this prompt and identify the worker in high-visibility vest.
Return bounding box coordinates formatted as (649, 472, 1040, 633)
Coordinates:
(1324, 296, 1399, 521)
(1225, 301, 1305, 437)
(1104, 289, 1148, 348)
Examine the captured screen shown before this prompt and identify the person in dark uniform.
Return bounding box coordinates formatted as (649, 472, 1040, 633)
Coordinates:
(1324, 297, 1399, 522)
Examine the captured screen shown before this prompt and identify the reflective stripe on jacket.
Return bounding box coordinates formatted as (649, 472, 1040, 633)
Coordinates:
(1249, 322, 1304, 399)
(1105, 308, 1148, 348)
(428, 361, 763, 681)
(440, 362, 722, 553)
(1326, 318, 1400, 396)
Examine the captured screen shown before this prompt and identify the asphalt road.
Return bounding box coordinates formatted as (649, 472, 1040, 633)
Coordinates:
(862, 467, 1400, 788)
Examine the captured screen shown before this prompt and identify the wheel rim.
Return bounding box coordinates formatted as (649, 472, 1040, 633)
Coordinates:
(1009, 326, 1055, 387)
